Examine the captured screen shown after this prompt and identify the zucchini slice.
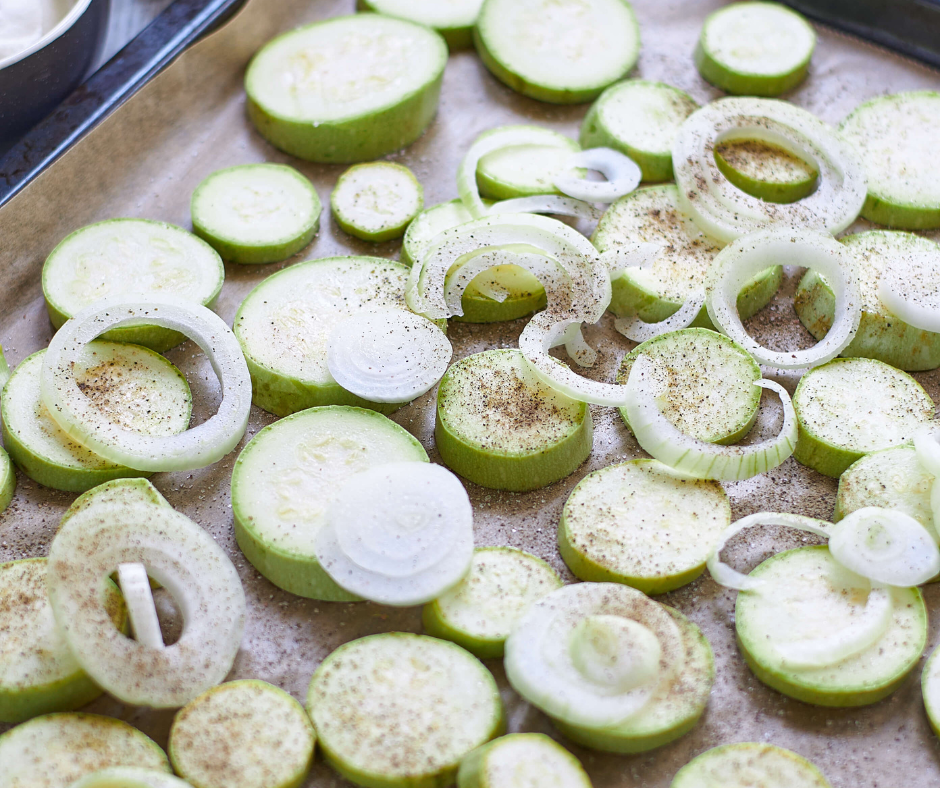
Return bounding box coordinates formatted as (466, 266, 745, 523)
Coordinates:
(68, 769, 194, 788)
(474, 0, 640, 105)
(671, 742, 832, 788)
(736, 546, 927, 706)
(331, 162, 423, 242)
(559, 459, 731, 595)
(795, 231, 940, 371)
(169, 680, 316, 788)
(477, 129, 580, 200)
(616, 328, 761, 445)
(356, 0, 482, 50)
(42, 219, 224, 353)
(580, 80, 698, 182)
(695, 2, 816, 96)
(234, 256, 417, 416)
(0, 559, 125, 723)
(191, 163, 321, 264)
(592, 185, 781, 325)
(458, 733, 591, 788)
(714, 138, 818, 203)
(792, 358, 934, 478)
(402, 200, 547, 323)
(1, 345, 192, 493)
(246, 15, 447, 163)
(231, 406, 428, 601)
(0, 713, 170, 788)
(422, 547, 562, 658)
(306, 633, 503, 788)
(435, 349, 593, 491)
(839, 91, 940, 229)
(835, 447, 936, 541)
(0, 446, 13, 515)
(924, 644, 940, 739)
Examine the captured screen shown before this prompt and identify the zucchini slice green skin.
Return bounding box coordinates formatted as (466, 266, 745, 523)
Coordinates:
(736, 546, 927, 707)
(246, 15, 447, 163)
(356, 0, 480, 49)
(694, 2, 816, 97)
(794, 231, 940, 371)
(435, 349, 593, 492)
(792, 358, 934, 478)
(923, 645, 940, 739)
(1, 346, 192, 493)
(670, 742, 832, 788)
(473, 0, 641, 105)
(839, 91, 940, 230)
(422, 547, 563, 658)
(457, 733, 592, 788)
(169, 679, 316, 788)
(191, 164, 321, 265)
(714, 138, 818, 204)
(0, 447, 14, 514)
(0, 559, 126, 724)
(559, 459, 732, 595)
(307, 633, 504, 788)
(553, 608, 714, 754)
(476, 135, 580, 201)
(593, 185, 781, 325)
(580, 80, 698, 182)
(616, 328, 761, 445)
(231, 406, 428, 602)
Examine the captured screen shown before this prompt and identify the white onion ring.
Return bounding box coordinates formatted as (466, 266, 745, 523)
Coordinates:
(47, 501, 246, 708)
(829, 507, 940, 587)
(326, 308, 452, 404)
(614, 291, 706, 343)
(40, 298, 251, 472)
(915, 424, 940, 478)
(117, 563, 164, 650)
(555, 147, 642, 204)
(706, 229, 861, 369)
(492, 195, 603, 222)
(673, 97, 867, 242)
(623, 355, 797, 480)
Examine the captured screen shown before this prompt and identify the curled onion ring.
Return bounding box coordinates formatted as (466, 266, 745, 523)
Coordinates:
(40, 298, 251, 472)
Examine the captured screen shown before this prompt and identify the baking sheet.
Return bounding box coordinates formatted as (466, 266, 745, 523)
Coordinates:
(2, 1, 940, 785)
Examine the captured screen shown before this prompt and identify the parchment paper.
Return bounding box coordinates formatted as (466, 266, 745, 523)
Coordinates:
(2, 1, 940, 786)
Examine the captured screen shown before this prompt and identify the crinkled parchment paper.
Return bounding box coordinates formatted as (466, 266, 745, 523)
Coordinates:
(2, 1, 940, 785)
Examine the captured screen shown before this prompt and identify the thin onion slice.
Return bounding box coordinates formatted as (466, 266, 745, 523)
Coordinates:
(40, 298, 251, 472)
(554, 147, 642, 204)
(326, 308, 452, 404)
(458, 126, 581, 220)
(623, 355, 797, 480)
(47, 500, 246, 708)
(706, 229, 861, 369)
(707, 512, 833, 592)
(914, 424, 940, 478)
(558, 323, 598, 368)
(315, 462, 474, 607)
(117, 563, 164, 650)
(829, 507, 940, 587)
(614, 291, 706, 343)
(673, 97, 867, 242)
(878, 248, 940, 333)
(492, 195, 603, 222)
(504, 582, 684, 728)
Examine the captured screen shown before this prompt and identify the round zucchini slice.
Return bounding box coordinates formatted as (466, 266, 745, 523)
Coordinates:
(694, 2, 816, 96)
(457, 733, 591, 788)
(736, 546, 927, 706)
(42, 219, 224, 352)
(306, 633, 503, 788)
(839, 91, 940, 229)
(231, 406, 428, 601)
(579, 80, 698, 182)
(559, 459, 731, 594)
(422, 547, 562, 658)
(923, 643, 940, 739)
(592, 185, 781, 325)
(714, 138, 818, 204)
(795, 231, 940, 371)
(0, 559, 126, 723)
(169, 680, 316, 788)
(191, 163, 321, 264)
(356, 0, 483, 50)
(0, 713, 170, 788)
(246, 15, 447, 163)
(671, 742, 832, 788)
(331, 162, 423, 242)
(792, 358, 934, 478)
(476, 130, 579, 200)
(435, 349, 593, 491)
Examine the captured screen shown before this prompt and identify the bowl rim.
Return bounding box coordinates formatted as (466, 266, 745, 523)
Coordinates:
(0, 0, 98, 71)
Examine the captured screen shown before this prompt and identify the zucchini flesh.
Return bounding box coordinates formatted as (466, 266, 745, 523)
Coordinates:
(714, 138, 818, 203)
(331, 162, 424, 242)
(671, 742, 832, 788)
